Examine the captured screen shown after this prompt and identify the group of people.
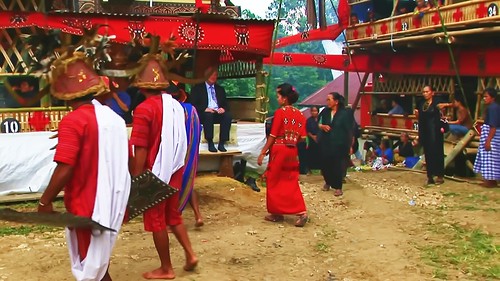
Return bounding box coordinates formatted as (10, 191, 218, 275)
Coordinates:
(257, 85, 357, 227)
(349, 0, 446, 26)
(17, 47, 499, 281)
(257, 83, 499, 231)
(35, 49, 237, 280)
(416, 85, 499, 187)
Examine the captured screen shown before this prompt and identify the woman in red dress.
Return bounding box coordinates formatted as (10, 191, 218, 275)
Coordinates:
(257, 83, 308, 227)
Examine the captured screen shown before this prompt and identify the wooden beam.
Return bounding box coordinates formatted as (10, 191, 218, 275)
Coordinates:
(351, 72, 369, 111)
(444, 130, 476, 168)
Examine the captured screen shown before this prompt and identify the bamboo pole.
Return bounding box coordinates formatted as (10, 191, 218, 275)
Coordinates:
(254, 57, 267, 123)
(0, 107, 69, 113)
(444, 129, 476, 168)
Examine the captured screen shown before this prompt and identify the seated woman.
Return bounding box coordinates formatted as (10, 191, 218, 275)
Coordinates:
(375, 139, 394, 165)
(394, 132, 415, 163)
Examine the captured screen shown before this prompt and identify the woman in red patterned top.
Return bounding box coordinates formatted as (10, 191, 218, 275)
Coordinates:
(257, 83, 308, 227)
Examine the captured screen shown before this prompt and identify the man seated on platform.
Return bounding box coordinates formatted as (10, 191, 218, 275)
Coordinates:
(438, 96, 473, 136)
(190, 68, 232, 152)
(388, 99, 406, 115)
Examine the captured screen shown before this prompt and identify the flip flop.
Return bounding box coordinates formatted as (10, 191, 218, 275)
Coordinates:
(334, 189, 343, 197)
(294, 214, 308, 227)
(264, 214, 284, 222)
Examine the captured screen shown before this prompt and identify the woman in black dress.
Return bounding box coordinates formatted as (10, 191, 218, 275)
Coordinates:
(415, 85, 445, 186)
(318, 93, 354, 196)
(306, 106, 321, 172)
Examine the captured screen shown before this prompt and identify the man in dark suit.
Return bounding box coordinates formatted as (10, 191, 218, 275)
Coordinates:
(190, 69, 232, 152)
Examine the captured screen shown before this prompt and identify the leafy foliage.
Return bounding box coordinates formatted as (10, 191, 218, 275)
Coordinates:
(222, 1, 342, 115)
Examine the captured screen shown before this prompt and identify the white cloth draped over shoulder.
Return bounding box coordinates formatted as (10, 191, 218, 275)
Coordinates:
(152, 94, 187, 184)
(66, 100, 131, 281)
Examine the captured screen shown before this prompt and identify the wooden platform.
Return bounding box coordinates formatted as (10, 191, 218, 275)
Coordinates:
(199, 150, 242, 178)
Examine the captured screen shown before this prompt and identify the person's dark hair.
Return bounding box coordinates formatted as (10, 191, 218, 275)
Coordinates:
(381, 138, 391, 149)
(311, 106, 320, 112)
(73, 93, 95, 102)
(424, 84, 434, 91)
(453, 95, 465, 105)
(165, 84, 180, 95)
(484, 88, 498, 102)
(329, 92, 345, 108)
(141, 88, 162, 95)
(277, 83, 299, 104)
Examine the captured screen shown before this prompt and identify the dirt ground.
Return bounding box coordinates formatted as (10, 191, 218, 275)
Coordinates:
(0, 170, 499, 281)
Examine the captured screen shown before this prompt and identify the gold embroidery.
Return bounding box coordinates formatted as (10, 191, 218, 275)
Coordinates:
(152, 68, 160, 82)
(77, 70, 87, 82)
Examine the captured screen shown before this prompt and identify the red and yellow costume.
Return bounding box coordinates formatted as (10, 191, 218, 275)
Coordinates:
(266, 106, 307, 215)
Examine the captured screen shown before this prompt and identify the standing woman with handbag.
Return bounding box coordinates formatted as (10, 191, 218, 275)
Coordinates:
(257, 83, 308, 227)
(414, 85, 445, 186)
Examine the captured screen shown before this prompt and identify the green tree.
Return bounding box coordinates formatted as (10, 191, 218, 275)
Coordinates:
(265, 0, 338, 114)
(220, 1, 341, 114)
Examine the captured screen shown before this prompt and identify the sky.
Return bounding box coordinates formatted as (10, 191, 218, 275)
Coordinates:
(230, 0, 273, 18)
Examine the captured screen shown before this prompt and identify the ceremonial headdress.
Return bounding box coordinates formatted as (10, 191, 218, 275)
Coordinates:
(130, 54, 169, 90)
(49, 51, 107, 100)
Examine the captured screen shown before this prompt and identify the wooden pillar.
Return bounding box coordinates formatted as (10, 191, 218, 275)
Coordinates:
(255, 57, 267, 122)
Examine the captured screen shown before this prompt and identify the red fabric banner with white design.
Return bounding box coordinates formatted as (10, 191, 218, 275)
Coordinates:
(263, 49, 500, 76)
(0, 11, 275, 56)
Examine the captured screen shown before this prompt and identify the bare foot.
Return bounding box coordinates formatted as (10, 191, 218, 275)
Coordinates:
(142, 268, 175, 280)
(194, 219, 204, 228)
(183, 257, 198, 272)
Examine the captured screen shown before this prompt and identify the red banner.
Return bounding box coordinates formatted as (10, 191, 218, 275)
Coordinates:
(264, 48, 500, 76)
(0, 11, 275, 56)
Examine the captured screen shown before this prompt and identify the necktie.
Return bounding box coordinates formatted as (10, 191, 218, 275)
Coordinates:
(210, 85, 218, 106)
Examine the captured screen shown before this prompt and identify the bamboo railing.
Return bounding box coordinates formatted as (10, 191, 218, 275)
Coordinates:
(0, 107, 70, 132)
(346, 0, 500, 42)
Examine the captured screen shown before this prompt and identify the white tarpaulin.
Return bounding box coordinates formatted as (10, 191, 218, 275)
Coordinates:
(0, 132, 57, 195)
(0, 123, 267, 195)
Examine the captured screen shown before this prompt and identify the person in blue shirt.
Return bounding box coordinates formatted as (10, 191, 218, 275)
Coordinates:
(388, 99, 406, 115)
(375, 138, 394, 164)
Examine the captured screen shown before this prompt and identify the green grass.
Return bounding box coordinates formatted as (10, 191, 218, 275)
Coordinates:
(0, 199, 65, 236)
(2, 199, 65, 210)
(0, 225, 58, 237)
(315, 242, 330, 253)
(420, 223, 500, 279)
(442, 192, 460, 197)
